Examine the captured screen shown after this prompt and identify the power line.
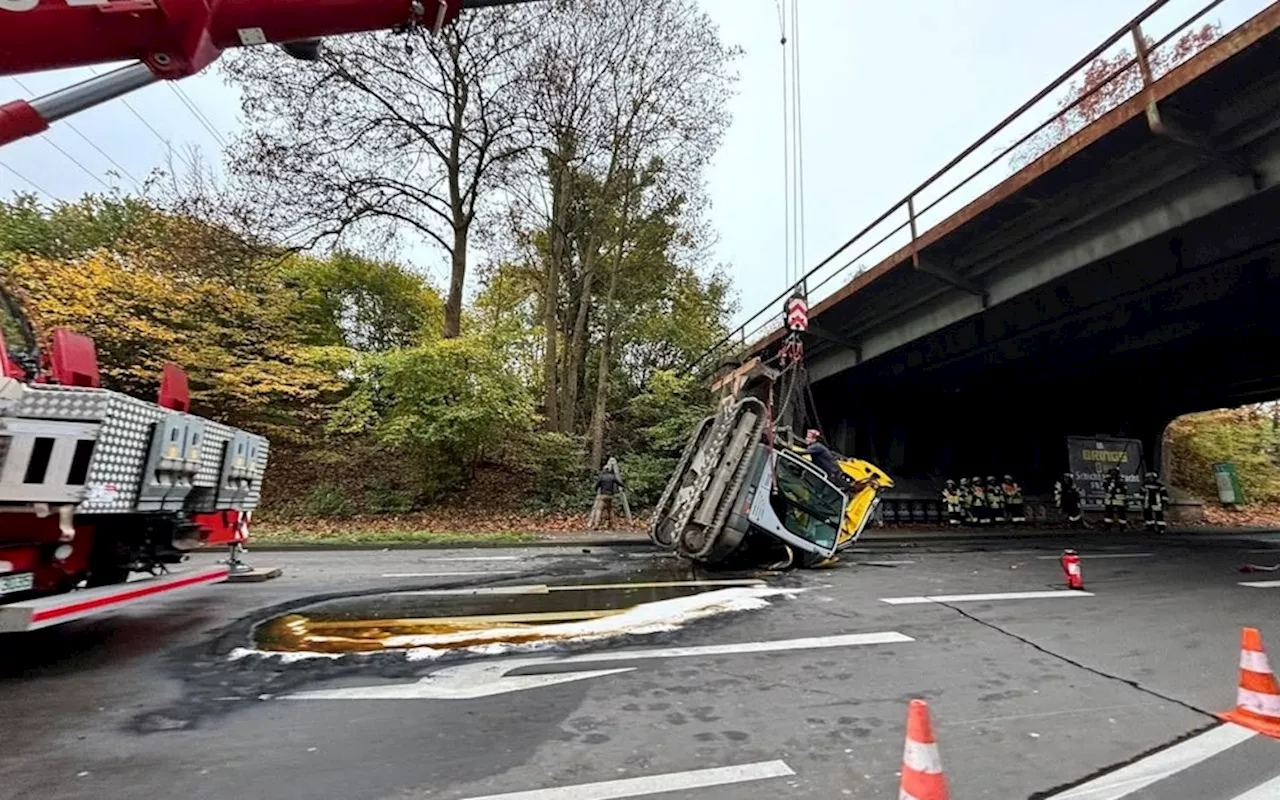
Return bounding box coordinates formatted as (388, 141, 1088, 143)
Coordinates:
(86, 65, 197, 173)
(0, 160, 54, 199)
(167, 82, 228, 147)
(39, 134, 113, 192)
(10, 77, 143, 191)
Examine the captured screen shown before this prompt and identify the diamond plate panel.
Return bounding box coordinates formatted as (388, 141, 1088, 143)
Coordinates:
(80, 392, 168, 512)
(15, 384, 111, 420)
(3, 384, 270, 514)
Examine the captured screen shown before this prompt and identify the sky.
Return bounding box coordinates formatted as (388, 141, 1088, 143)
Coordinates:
(0, 0, 1266, 329)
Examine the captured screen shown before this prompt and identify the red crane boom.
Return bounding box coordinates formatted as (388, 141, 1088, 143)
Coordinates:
(0, 0, 498, 146)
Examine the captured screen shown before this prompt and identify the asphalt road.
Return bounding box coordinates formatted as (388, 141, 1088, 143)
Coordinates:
(3, 533, 1280, 799)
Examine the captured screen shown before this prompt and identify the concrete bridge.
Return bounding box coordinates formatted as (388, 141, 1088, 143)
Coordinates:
(717, 0, 1280, 495)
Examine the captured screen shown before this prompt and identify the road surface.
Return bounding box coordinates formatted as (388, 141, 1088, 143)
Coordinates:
(2, 533, 1279, 799)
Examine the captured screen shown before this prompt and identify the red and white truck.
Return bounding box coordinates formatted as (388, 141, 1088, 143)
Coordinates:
(0, 0, 538, 631)
(0, 299, 269, 632)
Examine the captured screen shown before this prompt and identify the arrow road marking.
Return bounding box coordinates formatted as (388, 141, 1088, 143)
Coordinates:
(284, 631, 913, 701)
(456, 760, 796, 800)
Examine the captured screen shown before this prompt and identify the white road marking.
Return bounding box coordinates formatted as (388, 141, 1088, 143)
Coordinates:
(1033, 553, 1154, 560)
(393, 585, 551, 597)
(389, 579, 766, 596)
(1240, 580, 1280, 588)
(546, 579, 766, 592)
(1046, 723, 1257, 799)
(1232, 774, 1280, 799)
(285, 631, 914, 700)
(857, 560, 917, 566)
(381, 571, 520, 578)
(881, 590, 1094, 605)
(456, 760, 796, 800)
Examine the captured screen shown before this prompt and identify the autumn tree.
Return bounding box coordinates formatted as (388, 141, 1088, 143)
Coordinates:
(222, 6, 534, 338)
(503, 0, 739, 456)
(1011, 23, 1221, 169)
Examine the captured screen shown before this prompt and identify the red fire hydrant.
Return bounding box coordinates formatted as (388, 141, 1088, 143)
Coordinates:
(1061, 549, 1083, 590)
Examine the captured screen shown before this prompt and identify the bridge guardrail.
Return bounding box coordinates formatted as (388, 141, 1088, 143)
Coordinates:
(694, 0, 1276, 377)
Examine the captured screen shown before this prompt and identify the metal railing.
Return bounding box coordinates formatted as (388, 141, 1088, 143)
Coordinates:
(694, 0, 1273, 375)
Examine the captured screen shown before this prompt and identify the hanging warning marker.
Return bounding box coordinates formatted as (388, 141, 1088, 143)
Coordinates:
(786, 295, 809, 332)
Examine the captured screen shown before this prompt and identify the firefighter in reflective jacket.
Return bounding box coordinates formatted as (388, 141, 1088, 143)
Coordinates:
(1055, 473, 1084, 527)
(1003, 475, 1026, 524)
(1103, 467, 1128, 529)
(1143, 471, 1170, 532)
(958, 477, 974, 524)
(942, 479, 963, 526)
(986, 474, 1005, 523)
(971, 476, 989, 524)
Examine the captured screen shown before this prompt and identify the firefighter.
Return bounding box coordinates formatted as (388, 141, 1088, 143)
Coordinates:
(1055, 472, 1084, 528)
(1002, 475, 1026, 524)
(971, 476, 989, 525)
(986, 474, 1005, 524)
(1103, 467, 1128, 530)
(958, 477, 974, 525)
(1143, 471, 1170, 532)
(942, 479, 963, 526)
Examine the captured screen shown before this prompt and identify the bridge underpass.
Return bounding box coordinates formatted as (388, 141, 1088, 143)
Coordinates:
(736, 3, 1280, 500)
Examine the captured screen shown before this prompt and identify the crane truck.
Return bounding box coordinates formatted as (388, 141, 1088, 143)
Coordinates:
(0, 0, 535, 631)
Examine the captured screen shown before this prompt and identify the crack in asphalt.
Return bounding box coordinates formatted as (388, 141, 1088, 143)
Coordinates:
(935, 600, 1217, 721)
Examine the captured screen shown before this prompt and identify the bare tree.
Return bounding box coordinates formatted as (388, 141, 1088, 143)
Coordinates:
(221, 7, 534, 338)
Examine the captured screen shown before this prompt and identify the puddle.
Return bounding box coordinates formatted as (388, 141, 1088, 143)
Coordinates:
(250, 564, 783, 657)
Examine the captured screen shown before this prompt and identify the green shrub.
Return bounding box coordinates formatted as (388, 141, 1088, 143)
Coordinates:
(522, 431, 592, 509)
(363, 479, 416, 514)
(304, 483, 353, 517)
(619, 452, 675, 509)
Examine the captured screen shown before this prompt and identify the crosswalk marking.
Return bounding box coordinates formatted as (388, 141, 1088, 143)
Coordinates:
(1045, 724, 1257, 799)
(1231, 774, 1280, 799)
(457, 760, 796, 799)
(881, 590, 1094, 605)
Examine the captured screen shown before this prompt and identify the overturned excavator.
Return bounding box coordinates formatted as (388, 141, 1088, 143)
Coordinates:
(649, 298, 892, 568)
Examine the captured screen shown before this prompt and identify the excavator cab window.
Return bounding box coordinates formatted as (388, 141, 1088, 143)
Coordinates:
(770, 451, 845, 550)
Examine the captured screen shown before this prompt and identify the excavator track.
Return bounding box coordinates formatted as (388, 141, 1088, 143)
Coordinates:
(681, 400, 767, 561)
(648, 414, 715, 550)
(676, 398, 765, 561)
(658, 404, 739, 555)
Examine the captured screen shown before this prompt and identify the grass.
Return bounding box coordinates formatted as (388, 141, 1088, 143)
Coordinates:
(248, 527, 542, 547)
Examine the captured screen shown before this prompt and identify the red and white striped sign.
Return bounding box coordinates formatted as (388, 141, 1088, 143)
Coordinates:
(785, 296, 808, 332)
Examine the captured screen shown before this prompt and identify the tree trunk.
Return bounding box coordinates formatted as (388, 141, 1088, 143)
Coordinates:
(589, 190, 630, 470)
(542, 154, 571, 431)
(443, 34, 467, 340)
(561, 257, 595, 432)
(444, 225, 467, 338)
(589, 261, 620, 471)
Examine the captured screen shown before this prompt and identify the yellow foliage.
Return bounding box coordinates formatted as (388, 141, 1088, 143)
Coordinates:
(6, 250, 348, 437)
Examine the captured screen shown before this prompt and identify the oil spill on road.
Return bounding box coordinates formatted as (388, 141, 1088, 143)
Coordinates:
(254, 567, 772, 655)
(129, 560, 793, 733)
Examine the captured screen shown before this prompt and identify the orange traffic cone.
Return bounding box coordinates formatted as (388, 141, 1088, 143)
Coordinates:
(900, 699, 949, 800)
(1220, 627, 1280, 738)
